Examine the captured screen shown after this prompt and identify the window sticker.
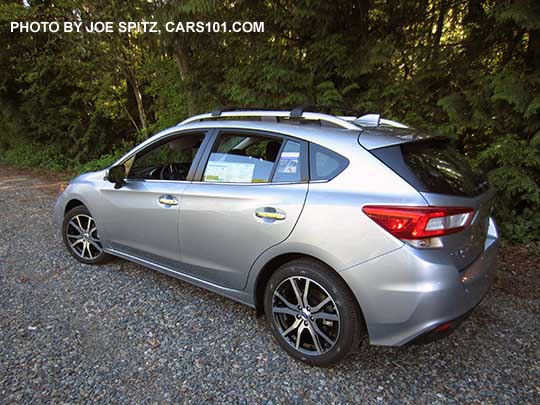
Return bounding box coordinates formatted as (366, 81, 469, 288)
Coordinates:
(204, 161, 255, 182)
(276, 151, 299, 174)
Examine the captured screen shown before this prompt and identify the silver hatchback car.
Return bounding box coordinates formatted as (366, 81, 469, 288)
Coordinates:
(54, 107, 498, 365)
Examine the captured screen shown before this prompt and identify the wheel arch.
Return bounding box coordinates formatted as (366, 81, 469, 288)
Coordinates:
(65, 198, 86, 214)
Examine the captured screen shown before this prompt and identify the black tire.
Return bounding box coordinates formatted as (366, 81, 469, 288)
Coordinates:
(264, 258, 364, 366)
(62, 205, 112, 265)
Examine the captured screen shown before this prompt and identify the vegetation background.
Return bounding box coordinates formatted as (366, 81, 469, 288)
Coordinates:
(1, 0, 539, 242)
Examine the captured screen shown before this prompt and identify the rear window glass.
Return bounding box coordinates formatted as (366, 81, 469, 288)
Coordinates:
(372, 140, 488, 197)
(310, 144, 349, 181)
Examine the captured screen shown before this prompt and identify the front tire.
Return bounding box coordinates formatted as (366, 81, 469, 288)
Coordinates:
(264, 259, 364, 366)
(62, 206, 111, 265)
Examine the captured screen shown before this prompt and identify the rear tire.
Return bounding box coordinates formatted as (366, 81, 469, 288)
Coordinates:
(62, 206, 112, 265)
(264, 258, 363, 366)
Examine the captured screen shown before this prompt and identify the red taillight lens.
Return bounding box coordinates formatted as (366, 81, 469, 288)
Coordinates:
(362, 206, 475, 240)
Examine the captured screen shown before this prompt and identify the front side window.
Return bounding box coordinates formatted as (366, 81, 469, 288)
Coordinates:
(203, 133, 283, 183)
(128, 132, 205, 181)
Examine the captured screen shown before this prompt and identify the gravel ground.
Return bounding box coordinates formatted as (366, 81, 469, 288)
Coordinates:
(1, 165, 539, 403)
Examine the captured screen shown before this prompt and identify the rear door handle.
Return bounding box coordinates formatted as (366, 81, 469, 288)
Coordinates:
(158, 195, 178, 206)
(255, 208, 286, 220)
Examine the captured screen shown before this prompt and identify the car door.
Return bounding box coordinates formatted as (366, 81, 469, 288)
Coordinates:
(178, 129, 309, 290)
(99, 131, 209, 268)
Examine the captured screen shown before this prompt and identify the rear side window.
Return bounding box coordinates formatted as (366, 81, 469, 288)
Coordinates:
(371, 140, 488, 197)
(203, 133, 282, 183)
(273, 140, 302, 183)
(310, 143, 349, 181)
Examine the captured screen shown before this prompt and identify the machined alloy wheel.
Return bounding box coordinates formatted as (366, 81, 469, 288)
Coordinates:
(62, 206, 111, 265)
(264, 259, 364, 366)
(66, 214, 102, 260)
(272, 276, 340, 355)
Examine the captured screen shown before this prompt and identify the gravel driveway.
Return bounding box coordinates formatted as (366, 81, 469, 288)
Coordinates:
(1, 165, 539, 403)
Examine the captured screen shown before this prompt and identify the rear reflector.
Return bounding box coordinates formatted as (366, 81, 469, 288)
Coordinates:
(362, 206, 474, 240)
(434, 322, 452, 333)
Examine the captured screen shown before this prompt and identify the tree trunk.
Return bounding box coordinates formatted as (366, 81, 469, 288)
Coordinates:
(125, 65, 148, 132)
(527, 29, 540, 71)
(463, 0, 486, 60)
(173, 46, 196, 116)
(432, 0, 449, 61)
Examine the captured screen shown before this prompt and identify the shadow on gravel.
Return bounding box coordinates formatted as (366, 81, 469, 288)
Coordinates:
(1, 164, 539, 403)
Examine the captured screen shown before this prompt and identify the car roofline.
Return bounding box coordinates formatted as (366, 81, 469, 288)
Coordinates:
(111, 120, 362, 168)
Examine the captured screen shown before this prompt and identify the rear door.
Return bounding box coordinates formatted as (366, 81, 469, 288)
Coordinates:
(371, 139, 493, 269)
(178, 129, 309, 290)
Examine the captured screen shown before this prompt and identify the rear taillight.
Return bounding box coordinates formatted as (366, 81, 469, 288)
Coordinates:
(362, 205, 474, 240)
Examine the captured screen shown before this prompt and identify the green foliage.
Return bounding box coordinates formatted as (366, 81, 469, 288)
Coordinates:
(0, 142, 76, 172)
(1, 0, 539, 241)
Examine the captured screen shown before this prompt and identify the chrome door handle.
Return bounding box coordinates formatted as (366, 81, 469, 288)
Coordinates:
(255, 208, 286, 220)
(158, 195, 178, 206)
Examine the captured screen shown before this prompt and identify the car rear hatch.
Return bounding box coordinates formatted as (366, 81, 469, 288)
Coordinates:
(361, 129, 493, 270)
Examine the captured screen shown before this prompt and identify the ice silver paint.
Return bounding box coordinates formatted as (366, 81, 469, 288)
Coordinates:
(54, 114, 498, 346)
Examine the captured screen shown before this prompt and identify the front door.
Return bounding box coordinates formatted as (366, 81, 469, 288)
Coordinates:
(179, 130, 309, 290)
(99, 131, 207, 268)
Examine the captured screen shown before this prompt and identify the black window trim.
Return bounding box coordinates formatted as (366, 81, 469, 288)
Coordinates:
(192, 128, 309, 184)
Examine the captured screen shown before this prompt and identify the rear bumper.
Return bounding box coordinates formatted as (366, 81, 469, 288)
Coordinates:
(340, 218, 499, 346)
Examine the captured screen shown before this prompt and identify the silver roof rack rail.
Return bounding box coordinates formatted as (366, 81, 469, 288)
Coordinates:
(178, 110, 361, 130)
(178, 108, 408, 129)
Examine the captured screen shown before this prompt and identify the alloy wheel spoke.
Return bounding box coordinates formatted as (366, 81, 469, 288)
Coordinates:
(69, 220, 84, 234)
(295, 324, 305, 349)
(86, 218, 93, 232)
(273, 306, 299, 317)
(275, 292, 298, 311)
(302, 279, 310, 308)
(312, 322, 336, 345)
(75, 216, 84, 232)
(307, 324, 323, 353)
(88, 239, 103, 253)
(313, 312, 339, 322)
(311, 296, 331, 313)
(289, 278, 303, 307)
(70, 238, 84, 248)
(281, 319, 301, 337)
(80, 241, 87, 258)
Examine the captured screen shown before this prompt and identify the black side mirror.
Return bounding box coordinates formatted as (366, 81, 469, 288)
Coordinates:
(107, 165, 126, 189)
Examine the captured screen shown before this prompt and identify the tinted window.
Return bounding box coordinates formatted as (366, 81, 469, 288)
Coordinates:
(273, 141, 302, 183)
(128, 132, 205, 181)
(310, 143, 349, 181)
(372, 140, 488, 197)
(203, 133, 283, 183)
